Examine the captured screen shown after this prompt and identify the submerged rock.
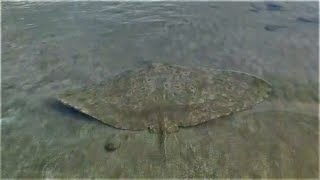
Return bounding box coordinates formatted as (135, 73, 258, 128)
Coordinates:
(296, 16, 318, 24)
(105, 134, 121, 152)
(264, 25, 287, 32)
(265, 2, 284, 11)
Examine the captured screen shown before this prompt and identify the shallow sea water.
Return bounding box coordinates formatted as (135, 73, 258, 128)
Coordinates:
(1, 1, 319, 178)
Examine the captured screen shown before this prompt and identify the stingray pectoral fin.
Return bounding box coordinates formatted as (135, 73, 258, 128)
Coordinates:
(57, 93, 146, 130)
(98, 114, 146, 131)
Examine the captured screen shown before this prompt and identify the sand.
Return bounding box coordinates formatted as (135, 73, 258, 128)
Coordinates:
(1, 1, 318, 178)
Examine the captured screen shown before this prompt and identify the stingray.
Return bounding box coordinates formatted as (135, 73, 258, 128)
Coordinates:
(57, 63, 272, 159)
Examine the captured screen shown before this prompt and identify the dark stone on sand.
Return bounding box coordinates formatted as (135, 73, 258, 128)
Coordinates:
(249, 8, 260, 13)
(264, 25, 287, 32)
(104, 135, 121, 152)
(296, 17, 318, 24)
(265, 2, 284, 11)
(208, 4, 218, 8)
(104, 142, 119, 152)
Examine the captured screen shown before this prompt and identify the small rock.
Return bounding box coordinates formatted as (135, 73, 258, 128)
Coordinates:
(249, 8, 260, 13)
(208, 4, 218, 9)
(264, 25, 287, 32)
(296, 16, 318, 24)
(265, 2, 284, 11)
(104, 134, 121, 152)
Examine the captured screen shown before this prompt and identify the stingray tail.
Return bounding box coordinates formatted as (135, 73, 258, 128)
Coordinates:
(159, 128, 167, 163)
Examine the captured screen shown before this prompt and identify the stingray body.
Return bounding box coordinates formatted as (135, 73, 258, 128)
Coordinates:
(58, 63, 272, 158)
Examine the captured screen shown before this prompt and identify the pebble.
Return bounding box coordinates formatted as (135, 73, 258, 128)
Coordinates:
(265, 2, 284, 11)
(208, 4, 218, 9)
(296, 17, 318, 24)
(104, 134, 121, 152)
(249, 8, 260, 13)
(264, 25, 287, 32)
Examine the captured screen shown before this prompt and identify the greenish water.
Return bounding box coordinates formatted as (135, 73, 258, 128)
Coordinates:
(1, 1, 318, 178)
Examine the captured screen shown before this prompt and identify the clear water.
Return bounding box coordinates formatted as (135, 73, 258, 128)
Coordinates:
(1, 1, 318, 178)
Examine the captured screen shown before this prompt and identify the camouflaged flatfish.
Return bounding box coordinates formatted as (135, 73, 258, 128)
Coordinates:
(57, 63, 272, 158)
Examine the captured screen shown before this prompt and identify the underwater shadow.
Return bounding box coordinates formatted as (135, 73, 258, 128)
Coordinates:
(48, 98, 109, 126)
(47, 98, 142, 132)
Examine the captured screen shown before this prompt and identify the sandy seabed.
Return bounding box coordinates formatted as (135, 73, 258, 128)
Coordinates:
(1, 1, 319, 178)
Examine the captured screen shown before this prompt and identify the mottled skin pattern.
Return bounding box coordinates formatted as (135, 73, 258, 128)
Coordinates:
(58, 63, 272, 158)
